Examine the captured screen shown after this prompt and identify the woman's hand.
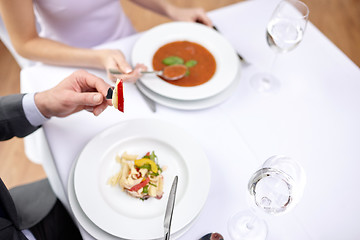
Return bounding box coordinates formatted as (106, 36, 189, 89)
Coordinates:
(96, 49, 148, 82)
(110, 63, 148, 83)
(95, 49, 133, 81)
(168, 6, 213, 27)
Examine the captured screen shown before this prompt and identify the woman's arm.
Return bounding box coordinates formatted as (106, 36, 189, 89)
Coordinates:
(0, 0, 134, 79)
(129, 0, 212, 26)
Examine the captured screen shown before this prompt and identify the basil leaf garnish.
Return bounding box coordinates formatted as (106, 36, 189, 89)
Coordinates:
(162, 56, 184, 65)
(185, 60, 197, 68)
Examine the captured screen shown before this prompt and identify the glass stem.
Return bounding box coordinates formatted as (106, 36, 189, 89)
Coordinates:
(246, 214, 258, 230)
(268, 53, 278, 75)
(261, 53, 278, 86)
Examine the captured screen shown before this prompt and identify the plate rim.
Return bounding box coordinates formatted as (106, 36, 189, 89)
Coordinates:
(68, 153, 198, 240)
(73, 118, 211, 239)
(131, 22, 239, 101)
(135, 60, 242, 110)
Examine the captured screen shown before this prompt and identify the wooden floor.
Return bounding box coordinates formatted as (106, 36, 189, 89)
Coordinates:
(1, 0, 359, 189)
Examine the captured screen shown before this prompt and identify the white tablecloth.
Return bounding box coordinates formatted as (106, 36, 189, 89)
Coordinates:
(20, 0, 360, 239)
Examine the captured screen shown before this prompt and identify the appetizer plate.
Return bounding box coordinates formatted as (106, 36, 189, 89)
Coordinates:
(74, 118, 210, 239)
(68, 157, 196, 240)
(136, 60, 241, 110)
(131, 22, 239, 101)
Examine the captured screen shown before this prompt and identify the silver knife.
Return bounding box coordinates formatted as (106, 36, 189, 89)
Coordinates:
(164, 176, 178, 240)
(135, 82, 157, 112)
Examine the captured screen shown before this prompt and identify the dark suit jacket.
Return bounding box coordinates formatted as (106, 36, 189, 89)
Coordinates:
(0, 179, 28, 240)
(0, 94, 39, 141)
(0, 94, 56, 239)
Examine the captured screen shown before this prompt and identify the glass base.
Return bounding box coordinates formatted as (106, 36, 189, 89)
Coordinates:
(228, 210, 268, 240)
(250, 72, 280, 93)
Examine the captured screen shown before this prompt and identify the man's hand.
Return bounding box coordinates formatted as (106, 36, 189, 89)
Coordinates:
(35, 70, 112, 118)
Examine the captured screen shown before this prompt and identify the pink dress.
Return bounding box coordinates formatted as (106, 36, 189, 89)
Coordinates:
(33, 0, 136, 48)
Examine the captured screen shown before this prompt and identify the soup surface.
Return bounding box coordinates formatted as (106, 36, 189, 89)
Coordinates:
(152, 41, 216, 87)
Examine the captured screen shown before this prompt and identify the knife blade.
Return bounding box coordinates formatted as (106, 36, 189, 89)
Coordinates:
(135, 82, 157, 112)
(164, 176, 178, 240)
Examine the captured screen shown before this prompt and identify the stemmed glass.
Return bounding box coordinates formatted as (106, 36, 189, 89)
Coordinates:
(250, 0, 309, 92)
(227, 155, 306, 240)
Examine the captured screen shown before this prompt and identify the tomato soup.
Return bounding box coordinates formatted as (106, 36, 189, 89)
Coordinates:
(152, 41, 216, 87)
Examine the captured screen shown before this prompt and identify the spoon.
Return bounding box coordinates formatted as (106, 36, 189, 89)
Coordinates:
(199, 232, 224, 240)
(109, 64, 187, 81)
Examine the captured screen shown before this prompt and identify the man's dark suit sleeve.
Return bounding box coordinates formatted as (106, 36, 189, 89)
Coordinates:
(0, 94, 40, 141)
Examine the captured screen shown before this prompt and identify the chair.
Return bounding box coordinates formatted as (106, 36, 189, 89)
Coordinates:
(9, 179, 57, 230)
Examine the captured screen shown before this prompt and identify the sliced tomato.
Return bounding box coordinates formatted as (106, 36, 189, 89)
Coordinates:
(117, 79, 124, 112)
(129, 177, 150, 192)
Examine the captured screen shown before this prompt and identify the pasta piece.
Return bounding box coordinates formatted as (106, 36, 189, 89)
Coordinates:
(121, 152, 138, 161)
(107, 151, 165, 200)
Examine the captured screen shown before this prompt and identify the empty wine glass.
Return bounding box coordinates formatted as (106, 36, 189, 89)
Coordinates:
(228, 155, 306, 240)
(250, 0, 309, 92)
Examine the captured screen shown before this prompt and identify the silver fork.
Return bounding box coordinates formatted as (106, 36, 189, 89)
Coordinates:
(109, 69, 157, 112)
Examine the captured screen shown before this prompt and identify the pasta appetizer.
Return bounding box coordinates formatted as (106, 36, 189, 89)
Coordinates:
(108, 151, 165, 200)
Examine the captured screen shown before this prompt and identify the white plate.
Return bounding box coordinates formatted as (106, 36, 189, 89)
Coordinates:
(136, 60, 241, 110)
(68, 155, 197, 240)
(131, 22, 239, 101)
(74, 118, 210, 239)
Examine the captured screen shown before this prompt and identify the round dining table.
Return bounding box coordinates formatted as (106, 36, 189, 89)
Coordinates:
(20, 0, 360, 239)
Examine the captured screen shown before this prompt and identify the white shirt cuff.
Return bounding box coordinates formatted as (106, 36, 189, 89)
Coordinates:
(22, 93, 49, 127)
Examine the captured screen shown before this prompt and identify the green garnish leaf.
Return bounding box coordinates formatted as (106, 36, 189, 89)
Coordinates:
(142, 185, 149, 194)
(139, 163, 151, 171)
(149, 182, 157, 187)
(185, 60, 197, 68)
(149, 151, 158, 162)
(162, 56, 184, 66)
(149, 171, 159, 176)
(156, 164, 162, 172)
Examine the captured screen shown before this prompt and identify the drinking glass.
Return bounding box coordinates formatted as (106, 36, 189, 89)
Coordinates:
(250, 0, 309, 92)
(228, 155, 306, 240)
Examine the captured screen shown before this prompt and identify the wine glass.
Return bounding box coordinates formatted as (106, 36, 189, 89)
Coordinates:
(250, 0, 309, 92)
(228, 155, 306, 240)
